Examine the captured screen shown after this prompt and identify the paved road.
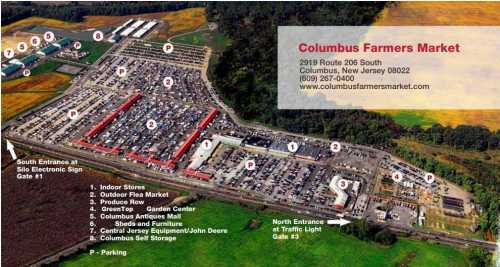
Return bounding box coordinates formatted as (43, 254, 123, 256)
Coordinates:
(3, 36, 496, 254)
(7, 136, 497, 252)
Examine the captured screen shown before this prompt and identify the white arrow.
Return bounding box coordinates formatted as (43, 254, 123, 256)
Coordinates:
(6, 140, 17, 160)
(326, 218, 351, 226)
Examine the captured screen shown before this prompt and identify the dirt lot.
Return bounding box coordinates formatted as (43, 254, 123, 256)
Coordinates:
(1, 154, 178, 267)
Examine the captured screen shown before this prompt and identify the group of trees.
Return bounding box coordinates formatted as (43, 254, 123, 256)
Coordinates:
(395, 146, 499, 236)
(206, 2, 499, 240)
(206, 2, 400, 147)
(408, 124, 500, 151)
(465, 247, 491, 267)
(3, 0, 498, 251)
(340, 219, 397, 246)
(1, 2, 199, 25)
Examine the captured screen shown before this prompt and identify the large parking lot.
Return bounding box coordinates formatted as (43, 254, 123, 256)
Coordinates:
(183, 136, 373, 215)
(89, 55, 211, 103)
(85, 94, 210, 164)
(10, 87, 125, 145)
(119, 40, 208, 69)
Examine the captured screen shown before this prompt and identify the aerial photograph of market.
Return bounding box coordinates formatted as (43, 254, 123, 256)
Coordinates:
(1, 1, 499, 267)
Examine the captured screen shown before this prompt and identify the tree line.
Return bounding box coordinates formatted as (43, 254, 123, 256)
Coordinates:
(339, 219, 397, 246)
(1, 2, 201, 25)
(395, 145, 499, 236)
(207, 2, 399, 147)
(408, 124, 500, 151)
(207, 1, 500, 152)
(3, 3, 498, 152)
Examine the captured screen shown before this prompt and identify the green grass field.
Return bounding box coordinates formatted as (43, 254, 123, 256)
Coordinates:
(377, 110, 437, 128)
(2, 60, 62, 83)
(30, 60, 62, 76)
(60, 200, 468, 267)
(76, 40, 112, 64)
(171, 30, 231, 52)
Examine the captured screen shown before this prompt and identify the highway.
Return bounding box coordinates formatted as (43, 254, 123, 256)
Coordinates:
(6, 135, 497, 252)
(2, 37, 496, 254)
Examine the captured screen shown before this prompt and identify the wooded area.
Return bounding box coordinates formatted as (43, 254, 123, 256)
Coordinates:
(1, 2, 199, 25)
(2, 1, 498, 240)
(206, 2, 400, 147)
(395, 146, 499, 236)
(408, 124, 500, 151)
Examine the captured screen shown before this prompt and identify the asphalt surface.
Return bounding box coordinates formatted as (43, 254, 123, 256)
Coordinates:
(2, 37, 496, 254)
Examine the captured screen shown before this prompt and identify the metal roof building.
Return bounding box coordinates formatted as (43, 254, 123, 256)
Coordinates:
(54, 37, 72, 48)
(120, 19, 145, 37)
(132, 21, 158, 38)
(21, 54, 38, 65)
(107, 34, 122, 43)
(37, 45, 59, 56)
(187, 138, 220, 170)
(329, 175, 348, 209)
(112, 19, 134, 35)
(1, 64, 21, 77)
(9, 54, 38, 68)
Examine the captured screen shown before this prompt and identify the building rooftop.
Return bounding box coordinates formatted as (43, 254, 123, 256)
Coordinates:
(1, 64, 22, 76)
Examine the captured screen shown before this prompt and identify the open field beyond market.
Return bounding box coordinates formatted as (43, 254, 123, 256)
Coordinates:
(61, 200, 468, 267)
(374, 2, 500, 130)
(2, 7, 207, 39)
(1, 60, 72, 122)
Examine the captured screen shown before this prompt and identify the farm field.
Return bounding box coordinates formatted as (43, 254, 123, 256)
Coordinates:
(2, 7, 207, 39)
(378, 110, 500, 131)
(2, 72, 70, 93)
(61, 200, 468, 267)
(171, 29, 231, 52)
(376, 110, 437, 128)
(153, 7, 207, 40)
(1, 31, 40, 53)
(2, 92, 57, 122)
(2, 12, 170, 34)
(375, 2, 500, 26)
(0, 154, 178, 267)
(1, 61, 71, 122)
(374, 2, 500, 130)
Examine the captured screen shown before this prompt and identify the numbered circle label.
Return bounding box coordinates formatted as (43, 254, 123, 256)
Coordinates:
(201, 140, 213, 151)
(163, 43, 174, 54)
(17, 42, 28, 53)
(287, 141, 299, 153)
(337, 178, 349, 190)
(93, 31, 104, 42)
(67, 109, 79, 120)
(22, 69, 31, 77)
(146, 119, 157, 130)
(30, 36, 41, 47)
(73, 41, 82, 50)
(44, 31, 55, 42)
(116, 66, 127, 77)
(245, 159, 256, 171)
(163, 77, 174, 88)
(330, 141, 341, 153)
(425, 173, 435, 184)
(392, 171, 403, 183)
(3, 48, 14, 59)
